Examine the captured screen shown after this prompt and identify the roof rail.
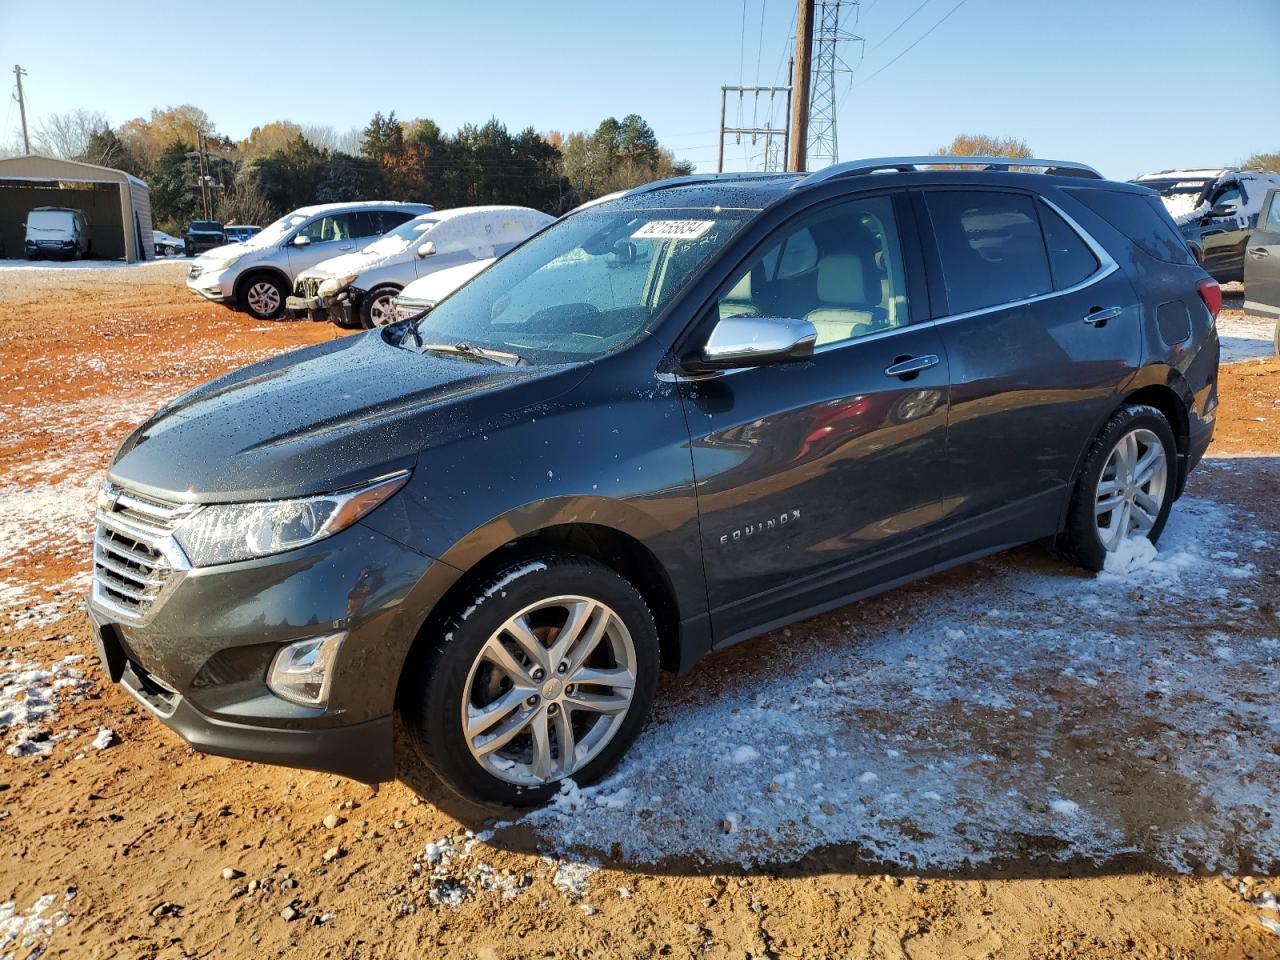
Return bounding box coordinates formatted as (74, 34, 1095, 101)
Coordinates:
(623, 171, 792, 198)
(794, 156, 1104, 189)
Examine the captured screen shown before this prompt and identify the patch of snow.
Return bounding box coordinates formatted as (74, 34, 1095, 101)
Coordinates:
(729, 745, 759, 765)
(1102, 535, 1157, 575)
(1051, 799, 1080, 816)
(460, 562, 548, 621)
(0, 891, 70, 958)
(1217, 313, 1277, 364)
(90, 728, 114, 750)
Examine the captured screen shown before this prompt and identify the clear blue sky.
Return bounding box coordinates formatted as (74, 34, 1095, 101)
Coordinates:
(2, 0, 1276, 180)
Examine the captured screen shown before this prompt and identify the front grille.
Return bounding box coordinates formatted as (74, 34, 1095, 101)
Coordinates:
(187, 264, 202, 279)
(92, 484, 196, 623)
(294, 275, 323, 298)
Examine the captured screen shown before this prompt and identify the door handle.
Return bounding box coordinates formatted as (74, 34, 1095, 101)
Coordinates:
(1083, 306, 1123, 326)
(1249, 247, 1270, 259)
(884, 354, 939, 378)
(338, 244, 354, 251)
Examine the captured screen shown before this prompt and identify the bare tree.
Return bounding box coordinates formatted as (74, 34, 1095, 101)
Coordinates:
(300, 124, 362, 155)
(930, 133, 1032, 167)
(33, 110, 111, 159)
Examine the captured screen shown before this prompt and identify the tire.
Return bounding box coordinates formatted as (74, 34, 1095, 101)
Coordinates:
(184, 242, 193, 257)
(237, 273, 288, 320)
(358, 285, 401, 329)
(1055, 404, 1177, 572)
(402, 555, 660, 807)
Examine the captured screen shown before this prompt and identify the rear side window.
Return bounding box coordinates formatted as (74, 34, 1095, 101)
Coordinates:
(1066, 189, 1196, 265)
(1038, 202, 1099, 289)
(925, 191, 1052, 314)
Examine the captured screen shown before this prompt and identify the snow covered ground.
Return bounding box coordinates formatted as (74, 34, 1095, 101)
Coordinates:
(1218, 312, 1276, 364)
(0, 257, 183, 271)
(512, 478, 1279, 876)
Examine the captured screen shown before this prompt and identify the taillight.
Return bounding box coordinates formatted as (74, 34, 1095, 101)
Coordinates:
(1197, 277, 1222, 321)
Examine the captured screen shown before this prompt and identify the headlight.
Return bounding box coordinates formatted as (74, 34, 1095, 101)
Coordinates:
(207, 251, 245, 271)
(173, 472, 410, 567)
(318, 273, 359, 297)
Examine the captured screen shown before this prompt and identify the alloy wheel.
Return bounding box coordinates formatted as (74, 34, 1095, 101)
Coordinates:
(368, 293, 396, 327)
(461, 595, 637, 786)
(246, 281, 281, 317)
(1094, 427, 1168, 552)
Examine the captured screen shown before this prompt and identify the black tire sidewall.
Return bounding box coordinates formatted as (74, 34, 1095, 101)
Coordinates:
(1064, 405, 1177, 571)
(404, 557, 660, 807)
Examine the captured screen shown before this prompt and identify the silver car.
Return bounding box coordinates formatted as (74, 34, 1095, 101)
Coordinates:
(184, 201, 431, 320)
(287, 206, 553, 328)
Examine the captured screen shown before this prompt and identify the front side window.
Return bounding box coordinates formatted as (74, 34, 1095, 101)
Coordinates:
(1265, 191, 1280, 233)
(298, 214, 354, 243)
(926, 191, 1052, 314)
(414, 208, 749, 363)
(715, 195, 909, 348)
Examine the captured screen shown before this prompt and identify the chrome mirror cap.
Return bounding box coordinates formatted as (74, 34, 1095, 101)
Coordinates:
(688, 315, 818, 372)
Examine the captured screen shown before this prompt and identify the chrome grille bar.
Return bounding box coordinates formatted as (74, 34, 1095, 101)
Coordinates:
(91, 482, 194, 624)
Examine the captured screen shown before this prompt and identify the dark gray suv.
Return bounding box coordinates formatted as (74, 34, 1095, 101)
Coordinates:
(88, 157, 1221, 806)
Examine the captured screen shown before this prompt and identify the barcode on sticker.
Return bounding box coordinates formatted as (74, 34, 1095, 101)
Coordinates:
(631, 220, 716, 241)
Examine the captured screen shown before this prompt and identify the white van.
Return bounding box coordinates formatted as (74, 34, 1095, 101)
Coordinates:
(288, 206, 553, 328)
(24, 207, 91, 260)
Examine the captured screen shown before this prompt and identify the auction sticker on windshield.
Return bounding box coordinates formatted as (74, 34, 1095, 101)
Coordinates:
(631, 220, 716, 241)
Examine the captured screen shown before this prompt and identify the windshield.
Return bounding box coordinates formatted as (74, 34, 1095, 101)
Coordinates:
(413, 208, 749, 364)
(364, 216, 440, 255)
(28, 211, 72, 232)
(253, 212, 310, 247)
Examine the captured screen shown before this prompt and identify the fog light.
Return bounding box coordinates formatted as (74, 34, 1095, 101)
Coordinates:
(267, 632, 345, 707)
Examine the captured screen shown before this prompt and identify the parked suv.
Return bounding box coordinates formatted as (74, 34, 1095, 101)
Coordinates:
(287, 206, 551, 328)
(24, 206, 90, 259)
(1133, 167, 1280, 282)
(183, 220, 226, 257)
(184, 202, 431, 319)
(90, 158, 1220, 806)
(223, 225, 262, 244)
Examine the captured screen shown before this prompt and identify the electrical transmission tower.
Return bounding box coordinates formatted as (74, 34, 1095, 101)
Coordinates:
(717, 78, 792, 173)
(806, 0, 863, 169)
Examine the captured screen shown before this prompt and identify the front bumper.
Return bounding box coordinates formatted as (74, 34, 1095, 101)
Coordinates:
(185, 264, 234, 303)
(286, 287, 359, 325)
(87, 520, 450, 784)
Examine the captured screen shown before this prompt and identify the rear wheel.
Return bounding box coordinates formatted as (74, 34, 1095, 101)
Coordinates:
(402, 555, 659, 807)
(238, 274, 287, 320)
(1056, 404, 1177, 572)
(359, 286, 401, 329)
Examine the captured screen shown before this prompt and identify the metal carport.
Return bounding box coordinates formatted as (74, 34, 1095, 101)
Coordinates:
(0, 155, 153, 262)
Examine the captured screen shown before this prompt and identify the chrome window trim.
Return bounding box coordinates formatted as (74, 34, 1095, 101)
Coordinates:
(927, 194, 1118, 328)
(657, 194, 1117, 383)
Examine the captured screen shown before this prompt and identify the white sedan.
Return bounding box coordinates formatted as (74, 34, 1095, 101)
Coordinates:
(153, 231, 186, 257)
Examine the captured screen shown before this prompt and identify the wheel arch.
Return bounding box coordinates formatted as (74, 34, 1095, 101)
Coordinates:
(393, 507, 698, 712)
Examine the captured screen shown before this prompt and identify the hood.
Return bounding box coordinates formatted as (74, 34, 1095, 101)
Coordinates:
(196, 242, 250, 262)
(109, 332, 586, 503)
(298, 243, 412, 282)
(399, 259, 494, 303)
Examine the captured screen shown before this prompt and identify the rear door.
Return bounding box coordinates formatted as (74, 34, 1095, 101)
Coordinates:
(681, 192, 951, 643)
(918, 188, 1141, 556)
(1244, 188, 1280, 327)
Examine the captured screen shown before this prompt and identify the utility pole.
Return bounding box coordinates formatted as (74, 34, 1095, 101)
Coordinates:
(13, 65, 30, 155)
(717, 83, 792, 173)
(788, 0, 814, 172)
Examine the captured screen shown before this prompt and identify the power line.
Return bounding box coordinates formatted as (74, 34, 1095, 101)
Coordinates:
(853, 0, 971, 88)
(870, 0, 933, 51)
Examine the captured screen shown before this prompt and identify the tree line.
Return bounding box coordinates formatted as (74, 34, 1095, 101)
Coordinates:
(24, 105, 693, 232)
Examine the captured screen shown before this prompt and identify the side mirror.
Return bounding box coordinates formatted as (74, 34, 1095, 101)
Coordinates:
(292, 234, 311, 247)
(417, 241, 436, 259)
(684, 315, 818, 373)
(1208, 202, 1238, 219)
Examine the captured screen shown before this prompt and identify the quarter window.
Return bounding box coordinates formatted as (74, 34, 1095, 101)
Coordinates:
(715, 195, 909, 348)
(926, 191, 1052, 314)
(1038, 202, 1099, 290)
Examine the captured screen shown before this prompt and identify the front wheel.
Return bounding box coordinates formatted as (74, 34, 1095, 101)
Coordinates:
(1056, 404, 1177, 572)
(238, 274, 287, 320)
(359, 286, 401, 329)
(402, 556, 660, 807)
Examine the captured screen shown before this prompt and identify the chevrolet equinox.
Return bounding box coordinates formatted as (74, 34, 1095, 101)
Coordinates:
(89, 157, 1221, 806)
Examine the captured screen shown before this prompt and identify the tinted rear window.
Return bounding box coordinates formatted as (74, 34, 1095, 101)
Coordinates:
(191, 221, 222, 231)
(1038, 202, 1099, 289)
(1066, 189, 1195, 265)
(925, 190, 1053, 314)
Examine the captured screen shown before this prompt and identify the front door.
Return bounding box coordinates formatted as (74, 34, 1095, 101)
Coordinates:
(1244, 189, 1280, 330)
(680, 193, 950, 644)
(918, 188, 1142, 554)
(286, 212, 359, 275)
(1199, 180, 1251, 281)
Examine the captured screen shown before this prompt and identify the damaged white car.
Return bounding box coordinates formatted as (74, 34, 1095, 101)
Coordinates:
(286, 205, 553, 328)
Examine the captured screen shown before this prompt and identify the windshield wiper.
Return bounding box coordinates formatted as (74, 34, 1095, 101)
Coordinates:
(418, 341, 523, 367)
